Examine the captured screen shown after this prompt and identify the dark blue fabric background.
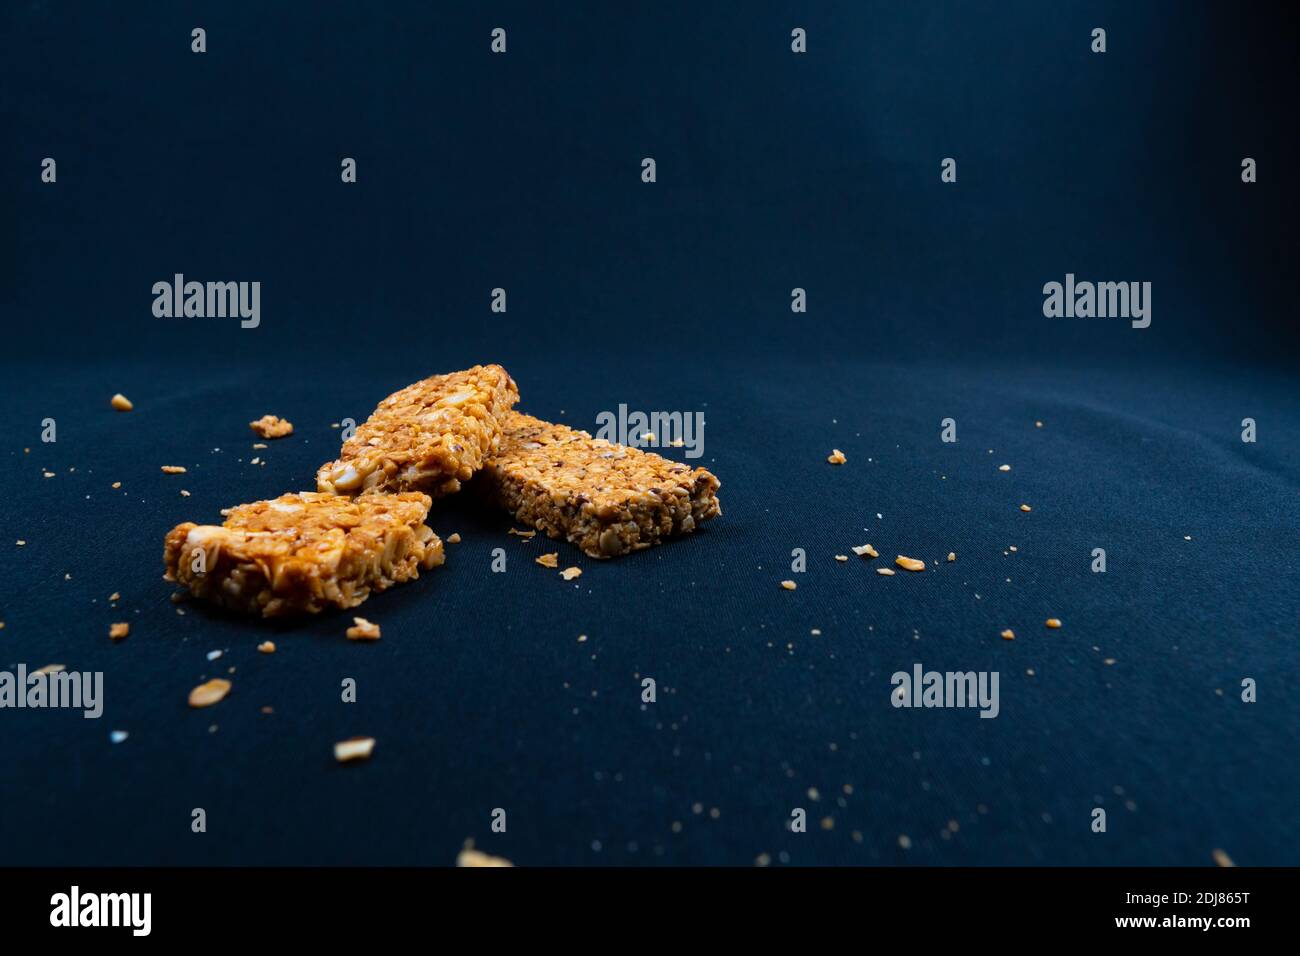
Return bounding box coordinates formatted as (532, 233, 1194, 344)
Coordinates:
(1, 2, 1296, 865)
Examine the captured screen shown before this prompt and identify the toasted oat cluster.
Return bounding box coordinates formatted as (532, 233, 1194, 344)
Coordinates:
(317, 365, 519, 497)
(249, 414, 294, 439)
(163, 492, 444, 617)
(479, 413, 721, 558)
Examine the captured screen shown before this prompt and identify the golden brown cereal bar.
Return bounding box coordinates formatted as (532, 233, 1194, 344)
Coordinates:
(163, 492, 444, 617)
(479, 412, 721, 558)
(316, 365, 519, 496)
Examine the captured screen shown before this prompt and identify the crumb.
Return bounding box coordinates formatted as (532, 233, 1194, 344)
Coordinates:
(1001, 629, 1015, 640)
(261, 705, 274, 714)
(947, 552, 956, 562)
(536, 553, 559, 568)
(1103, 658, 1116, 666)
(456, 848, 513, 867)
(250, 457, 261, 465)
(1019, 504, 1031, 512)
(826, 449, 847, 465)
(108, 622, 129, 641)
(1035, 421, 1043, 428)
(188, 678, 232, 708)
(110, 393, 133, 412)
(577, 634, 587, 643)
(508, 528, 537, 539)
(252, 442, 268, 449)
(998, 464, 1011, 472)
(780, 580, 797, 590)
(1045, 618, 1062, 629)
(161, 465, 187, 474)
(895, 556, 925, 572)
(561, 566, 582, 581)
(898, 834, 912, 850)
(258, 641, 276, 654)
(447, 533, 462, 544)
(346, 617, 381, 641)
(876, 568, 895, 576)
(16, 540, 26, 546)
(249, 414, 294, 439)
(1211, 848, 1235, 868)
(851, 544, 878, 558)
(111, 481, 122, 489)
(180, 489, 191, 497)
(334, 737, 376, 763)
(43, 470, 55, 478)
(834, 554, 848, 562)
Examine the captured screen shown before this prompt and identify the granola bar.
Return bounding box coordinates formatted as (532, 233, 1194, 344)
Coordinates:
(316, 365, 519, 496)
(479, 412, 721, 558)
(163, 491, 444, 617)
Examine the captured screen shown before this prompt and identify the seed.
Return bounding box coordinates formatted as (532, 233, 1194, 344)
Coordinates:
(1045, 618, 1062, 629)
(826, 449, 847, 465)
(895, 556, 925, 572)
(876, 568, 895, 576)
(188, 678, 232, 708)
(346, 617, 381, 641)
(561, 567, 582, 581)
(110, 393, 133, 412)
(334, 737, 376, 763)
(108, 622, 129, 641)
(536, 553, 559, 568)
(1019, 504, 1031, 512)
(780, 580, 797, 590)
(1000, 629, 1015, 640)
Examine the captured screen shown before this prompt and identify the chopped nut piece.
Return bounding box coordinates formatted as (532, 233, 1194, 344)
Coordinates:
(249, 414, 294, 439)
(535, 553, 559, 568)
(110, 393, 133, 412)
(456, 848, 514, 867)
(1019, 504, 1032, 512)
(446, 533, 462, 544)
(1045, 618, 1062, 629)
(826, 448, 847, 465)
(334, 736, 376, 763)
(188, 678, 232, 708)
(257, 641, 276, 654)
(108, 622, 129, 641)
(876, 568, 895, 576)
(346, 617, 381, 641)
(780, 579, 797, 590)
(560, 566, 582, 581)
(895, 556, 925, 572)
(161, 465, 187, 474)
(851, 544, 879, 558)
(1000, 629, 1015, 640)
(947, 552, 956, 562)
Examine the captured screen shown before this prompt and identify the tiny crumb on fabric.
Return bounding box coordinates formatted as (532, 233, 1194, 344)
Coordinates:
(110, 393, 133, 412)
(108, 592, 120, 602)
(509, 528, 537, 539)
(456, 848, 514, 867)
(536, 553, 559, 568)
(111, 481, 122, 489)
(998, 464, 1011, 472)
(108, 622, 129, 641)
(334, 737, 376, 763)
(834, 554, 848, 562)
(561, 566, 582, 581)
(1212, 848, 1235, 867)
(447, 533, 462, 544)
(1001, 629, 1015, 640)
(780, 579, 797, 590)
(161, 465, 187, 474)
(851, 544, 878, 558)
(876, 567, 895, 576)
(826, 448, 847, 465)
(257, 641, 276, 654)
(249, 414, 294, 439)
(895, 556, 925, 572)
(346, 617, 381, 641)
(1019, 504, 1032, 512)
(1045, 618, 1062, 629)
(947, 552, 956, 562)
(188, 678, 232, 708)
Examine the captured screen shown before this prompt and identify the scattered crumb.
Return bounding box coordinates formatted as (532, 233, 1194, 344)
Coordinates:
(851, 544, 878, 558)
(161, 465, 187, 474)
(1035, 421, 1043, 428)
(577, 634, 587, 643)
(250, 457, 261, 465)
(1001, 629, 1015, 640)
(810, 628, 821, 636)
(108, 592, 120, 602)
(834, 554, 848, 562)
(42, 470, 55, 479)
(780, 580, 797, 590)
(251, 442, 268, 449)
(998, 464, 1011, 472)
(1212, 848, 1235, 868)
(180, 489, 191, 497)
(1183, 535, 1192, 541)
(257, 641, 276, 654)
(1103, 658, 1116, 666)
(188, 678, 232, 708)
(456, 848, 514, 867)
(346, 617, 381, 641)
(249, 414, 294, 439)
(536, 553, 559, 568)
(876, 567, 895, 576)
(110, 393, 133, 412)
(16, 540, 26, 546)
(947, 552, 956, 562)
(334, 737, 376, 763)
(895, 556, 925, 572)
(826, 449, 847, 465)
(1045, 618, 1062, 629)
(1019, 504, 1032, 512)
(898, 834, 912, 850)
(206, 649, 223, 661)
(754, 853, 771, 867)
(561, 566, 582, 581)
(108, 622, 129, 641)
(111, 481, 122, 489)
(447, 533, 462, 544)
(509, 528, 537, 539)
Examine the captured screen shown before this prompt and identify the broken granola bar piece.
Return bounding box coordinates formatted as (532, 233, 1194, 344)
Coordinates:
(479, 412, 721, 558)
(163, 491, 444, 617)
(316, 365, 519, 496)
(249, 414, 294, 439)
